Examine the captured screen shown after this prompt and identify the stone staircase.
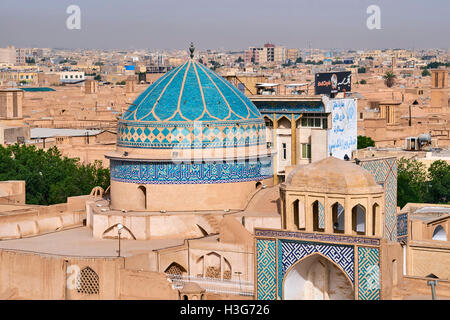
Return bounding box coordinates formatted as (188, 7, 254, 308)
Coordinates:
(204, 214, 221, 234)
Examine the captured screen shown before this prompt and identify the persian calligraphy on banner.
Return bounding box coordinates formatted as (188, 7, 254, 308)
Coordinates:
(327, 98, 357, 160)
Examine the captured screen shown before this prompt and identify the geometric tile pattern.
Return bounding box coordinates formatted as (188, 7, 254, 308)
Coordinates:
(110, 158, 273, 184)
(358, 247, 380, 300)
(277, 240, 354, 299)
(359, 158, 398, 241)
(254, 228, 380, 246)
(397, 212, 408, 243)
(256, 239, 277, 300)
(117, 119, 266, 149)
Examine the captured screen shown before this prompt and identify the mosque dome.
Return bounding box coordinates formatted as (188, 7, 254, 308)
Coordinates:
(106, 52, 273, 212)
(286, 157, 382, 194)
(117, 59, 266, 151)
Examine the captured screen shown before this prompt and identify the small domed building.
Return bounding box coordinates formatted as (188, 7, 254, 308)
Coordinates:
(280, 157, 384, 236)
(255, 157, 393, 300)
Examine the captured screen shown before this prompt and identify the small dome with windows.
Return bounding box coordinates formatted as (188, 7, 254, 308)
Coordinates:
(286, 157, 382, 194)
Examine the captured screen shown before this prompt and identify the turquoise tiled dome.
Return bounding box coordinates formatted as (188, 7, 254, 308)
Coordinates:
(117, 59, 267, 150)
(122, 59, 261, 122)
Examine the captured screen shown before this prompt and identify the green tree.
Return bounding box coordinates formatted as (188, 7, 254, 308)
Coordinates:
(421, 69, 431, 77)
(357, 135, 375, 149)
(383, 71, 396, 88)
(357, 67, 366, 74)
(94, 74, 102, 81)
(360, 79, 367, 84)
(397, 158, 428, 208)
(295, 57, 303, 63)
(0, 144, 109, 205)
(427, 160, 450, 204)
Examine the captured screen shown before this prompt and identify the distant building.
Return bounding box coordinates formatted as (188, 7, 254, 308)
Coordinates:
(0, 46, 16, 66)
(58, 71, 85, 83)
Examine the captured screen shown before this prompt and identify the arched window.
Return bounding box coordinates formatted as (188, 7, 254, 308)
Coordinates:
(292, 200, 305, 230)
(205, 252, 221, 279)
(293, 200, 299, 229)
(432, 225, 447, 241)
(332, 202, 345, 233)
(372, 203, 380, 236)
(77, 267, 99, 295)
(277, 117, 291, 129)
(352, 205, 366, 235)
(138, 185, 147, 210)
(165, 262, 187, 279)
(264, 117, 273, 128)
(312, 201, 324, 232)
(223, 258, 232, 280)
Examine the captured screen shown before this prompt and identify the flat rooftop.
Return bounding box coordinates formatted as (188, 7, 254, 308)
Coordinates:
(0, 227, 184, 258)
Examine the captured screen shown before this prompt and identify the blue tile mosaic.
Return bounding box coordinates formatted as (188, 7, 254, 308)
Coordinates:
(110, 158, 273, 184)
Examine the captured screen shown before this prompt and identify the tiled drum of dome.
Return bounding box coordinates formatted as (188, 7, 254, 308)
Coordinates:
(110, 158, 273, 184)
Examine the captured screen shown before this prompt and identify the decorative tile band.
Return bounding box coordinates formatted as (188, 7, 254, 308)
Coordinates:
(110, 158, 273, 184)
(358, 247, 380, 300)
(256, 239, 277, 300)
(254, 229, 380, 246)
(117, 119, 267, 149)
(359, 158, 397, 241)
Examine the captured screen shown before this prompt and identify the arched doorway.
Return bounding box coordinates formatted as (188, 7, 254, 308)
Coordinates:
(283, 254, 354, 300)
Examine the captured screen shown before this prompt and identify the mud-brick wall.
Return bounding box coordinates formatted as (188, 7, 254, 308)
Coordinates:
(0, 250, 65, 299)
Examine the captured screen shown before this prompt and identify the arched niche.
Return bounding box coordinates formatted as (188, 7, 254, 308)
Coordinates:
(312, 200, 325, 232)
(352, 204, 366, 235)
(292, 199, 305, 230)
(372, 203, 381, 236)
(283, 254, 354, 300)
(137, 185, 147, 210)
(277, 116, 292, 129)
(205, 252, 221, 279)
(432, 225, 447, 241)
(165, 262, 187, 276)
(331, 202, 345, 233)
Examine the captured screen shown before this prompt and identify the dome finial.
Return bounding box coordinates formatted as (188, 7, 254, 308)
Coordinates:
(189, 42, 195, 59)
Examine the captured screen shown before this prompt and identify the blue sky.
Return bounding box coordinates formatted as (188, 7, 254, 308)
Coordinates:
(0, 0, 449, 50)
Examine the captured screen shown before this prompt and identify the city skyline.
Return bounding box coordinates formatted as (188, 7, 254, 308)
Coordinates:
(0, 0, 449, 50)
